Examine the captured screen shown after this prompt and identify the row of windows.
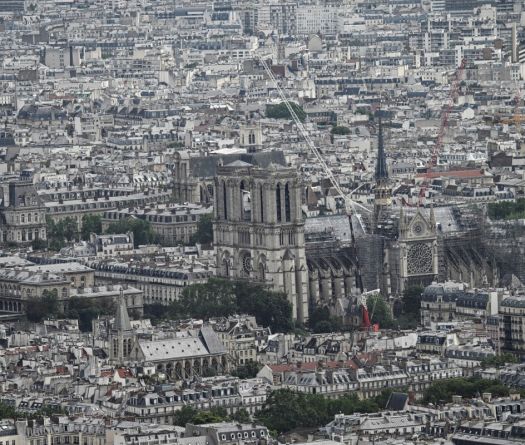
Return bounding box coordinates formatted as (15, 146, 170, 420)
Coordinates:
(12, 212, 41, 224)
(220, 430, 265, 441)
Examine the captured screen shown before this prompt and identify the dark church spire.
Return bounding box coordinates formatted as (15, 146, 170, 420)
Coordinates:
(375, 117, 388, 182)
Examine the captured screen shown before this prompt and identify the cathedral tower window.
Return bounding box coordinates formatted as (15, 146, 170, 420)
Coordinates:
(260, 186, 264, 223)
(241, 181, 251, 221)
(276, 184, 282, 222)
(223, 181, 228, 220)
(285, 183, 291, 222)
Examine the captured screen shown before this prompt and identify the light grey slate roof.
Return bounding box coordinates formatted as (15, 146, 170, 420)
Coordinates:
(200, 325, 227, 354)
(138, 328, 225, 361)
(225, 160, 253, 167)
(114, 292, 132, 332)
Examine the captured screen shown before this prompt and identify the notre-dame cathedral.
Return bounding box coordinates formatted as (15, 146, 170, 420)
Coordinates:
(213, 124, 499, 323)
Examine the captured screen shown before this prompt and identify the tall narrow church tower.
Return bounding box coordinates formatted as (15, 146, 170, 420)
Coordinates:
(109, 290, 135, 364)
(373, 118, 391, 233)
(213, 161, 309, 322)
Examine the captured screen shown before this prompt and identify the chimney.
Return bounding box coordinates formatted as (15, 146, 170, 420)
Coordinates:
(482, 393, 492, 403)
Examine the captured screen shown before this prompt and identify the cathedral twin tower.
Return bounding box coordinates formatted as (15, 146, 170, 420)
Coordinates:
(213, 161, 309, 322)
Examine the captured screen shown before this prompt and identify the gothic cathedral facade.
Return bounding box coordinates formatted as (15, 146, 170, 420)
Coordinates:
(213, 161, 309, 322)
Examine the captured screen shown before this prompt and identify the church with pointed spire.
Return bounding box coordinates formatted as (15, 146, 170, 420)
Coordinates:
(109, 289, 136, 364)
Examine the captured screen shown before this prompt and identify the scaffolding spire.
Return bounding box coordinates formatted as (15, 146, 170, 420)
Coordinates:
(375, 116, 388, 183)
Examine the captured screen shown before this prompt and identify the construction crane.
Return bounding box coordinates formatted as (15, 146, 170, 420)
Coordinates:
(360, 289, 381, 331)
(258, 56, 370, 292)
(431, 58, 466, 167)
(500, 89, 523, 128)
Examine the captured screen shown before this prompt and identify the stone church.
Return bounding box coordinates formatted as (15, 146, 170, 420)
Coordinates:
(213, 161, 310, 322)
(213, 125, 499, 323)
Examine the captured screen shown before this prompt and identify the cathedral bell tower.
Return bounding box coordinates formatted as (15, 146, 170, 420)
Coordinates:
(373, 117, 391, 233)
(109, 289, 135, 364)
(213, 161, 309, 322)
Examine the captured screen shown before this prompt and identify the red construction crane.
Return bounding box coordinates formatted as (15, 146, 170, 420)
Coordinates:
(431, 58, 466, 167)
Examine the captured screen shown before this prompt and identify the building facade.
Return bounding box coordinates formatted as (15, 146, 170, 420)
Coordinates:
(0, 180, 47, 245)
(213, 161, 309, 322)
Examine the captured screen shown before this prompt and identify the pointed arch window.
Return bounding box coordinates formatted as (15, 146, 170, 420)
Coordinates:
(223, 181, 228, 220)
(285, 183, 291, 222)
(276, 184, 282, 222)
(260, 186, 264, 222)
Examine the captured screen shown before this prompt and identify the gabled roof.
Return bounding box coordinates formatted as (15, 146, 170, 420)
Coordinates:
(385, 392, 409, 411)
(113, 291, 132, 332)
(224, 160, 253, 167)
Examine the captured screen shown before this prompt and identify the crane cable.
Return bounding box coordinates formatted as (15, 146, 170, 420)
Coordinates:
(258, 56, 366, 292)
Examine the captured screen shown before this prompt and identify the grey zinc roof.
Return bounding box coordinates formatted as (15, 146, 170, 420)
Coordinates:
(189, 151, 286, 178)
(114, 292, 132, 332)
(138, 327, 225, 361)
(305, 214, 365, 242)
(385, 392, 409, 411)
(224, 160, 253, 167)
(200, 325, 227, 354)
(26, 263, 93, 274)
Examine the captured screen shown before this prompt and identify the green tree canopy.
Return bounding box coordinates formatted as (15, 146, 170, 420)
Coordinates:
(488, 199, 525, 220)
(331, 125, 351, 135)
(81, 214, 102, 240)
(266, 102, 306, 122)
(366, 293, 393, 329)
(47, 216, 78, 250)
(231, 360, 262, 379)
(172, 278, 238, 320)
(26, 289, 60, 323)
(390, 285, 423, 330)
(105, 217, 156, 247)
(168, 279, 293, 333)
(173, 406, 198, 426)
(189, 213, 213, 245)
(308, 306, 342, 333)
(480, 353, 518, 369)
(64, 296, 116, 331)
(422, 378, 510, 406)
(256, 389, 391, 434)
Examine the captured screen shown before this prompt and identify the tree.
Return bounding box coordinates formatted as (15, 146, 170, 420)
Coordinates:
(392, 285, 423, 329)
(480, 353, 518, 368)
(402, 285, 423, 317)
(308, 306, 342, 333)
(106, 217, 156, 247)
(26, 289, 60, 323)
(81, 214, 102, 240)
(366, 294, 394, 329)
(422, 378, 510, 406)
(488, 199, 525, 220)
(266, 102, 306, 122)
(256, 389, 388, 434)
(46, 216, 78, 250)
(144, 303, 167, 324)
(31, 238, 47, 251)
(64, 296, 116, 331)
(171, 278, 237, 320)
(170, 279, 294, 333)
(230, 408, 251, 423)
(232, 360, 262, 379)
(173, 406, 229, 426)
(331, 125, 351, 135)
(190, 213, 213, 245)
(235, 281, 293, 333)
(173, 406, 198, 426)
